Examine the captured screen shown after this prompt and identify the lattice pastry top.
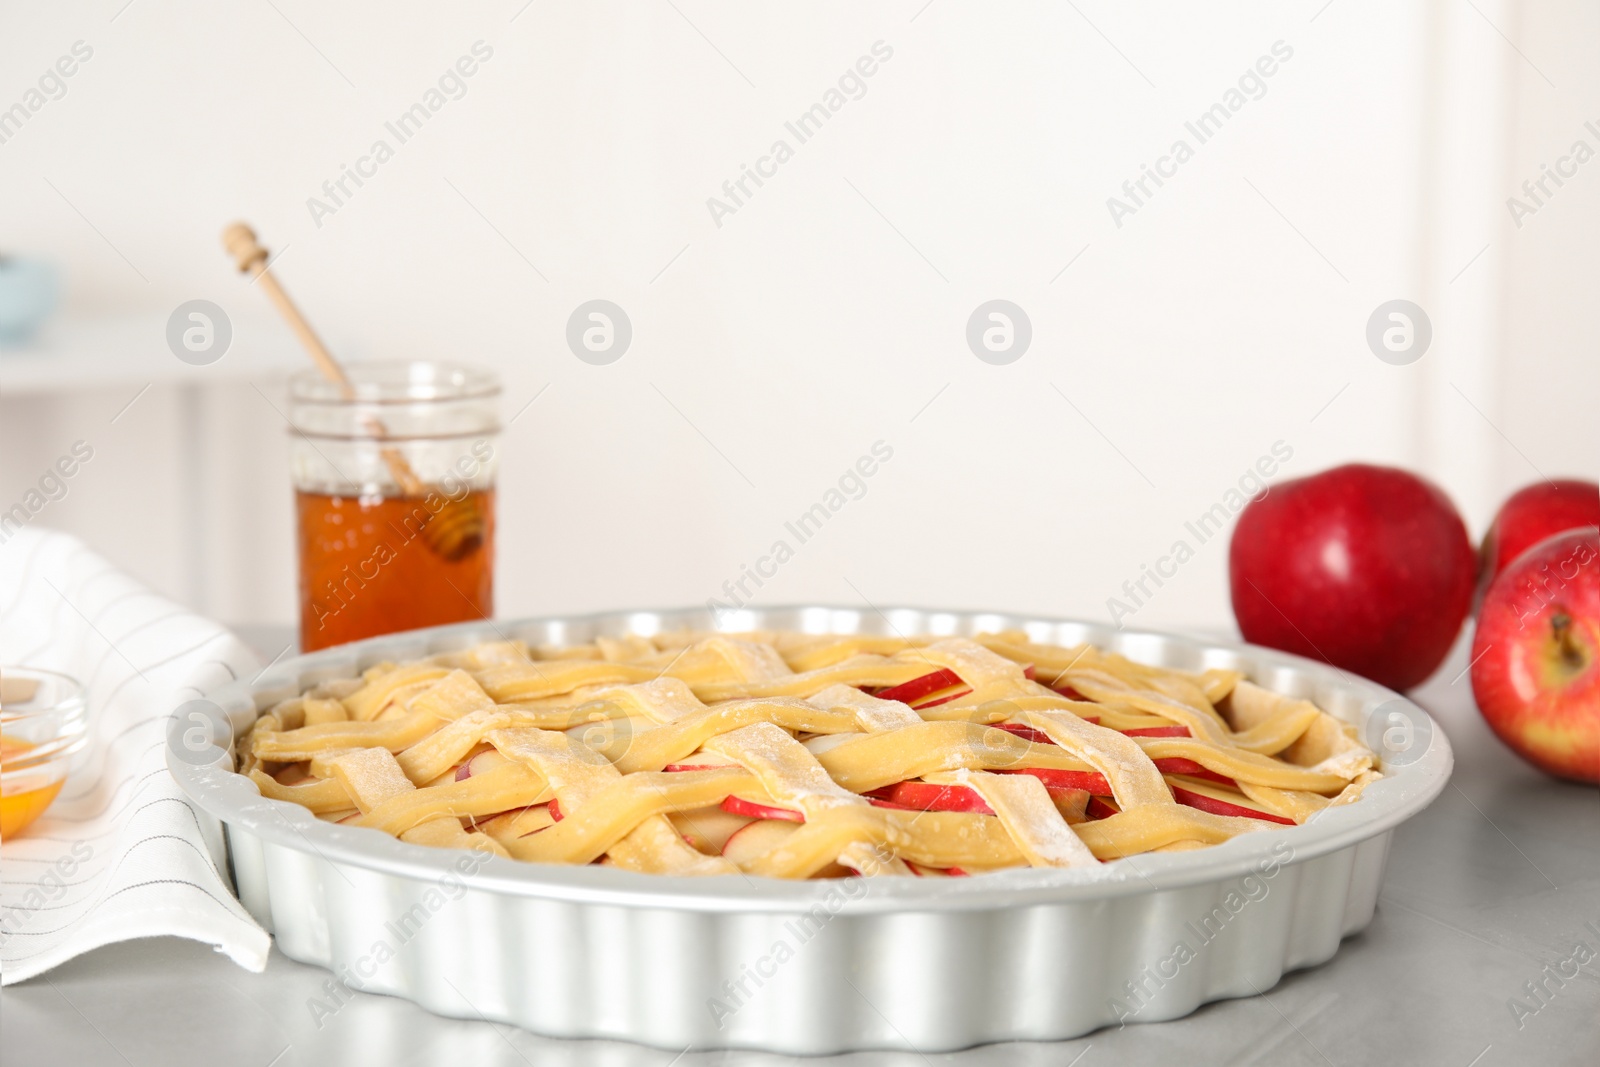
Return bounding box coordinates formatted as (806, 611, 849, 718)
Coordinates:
(239, 631, 1378, 879)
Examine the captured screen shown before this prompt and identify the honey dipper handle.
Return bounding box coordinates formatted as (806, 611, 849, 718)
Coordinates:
(221, 222, 351, 393)
(221, 221, 426, 498)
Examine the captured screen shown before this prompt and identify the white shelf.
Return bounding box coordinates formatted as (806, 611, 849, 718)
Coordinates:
(0, 313, 303, 395)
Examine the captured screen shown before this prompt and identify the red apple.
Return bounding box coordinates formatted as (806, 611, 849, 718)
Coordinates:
(1229, 463, 1476, 691)
(1480, 479, 1600, 591)
(1470, 527, 1600, 783)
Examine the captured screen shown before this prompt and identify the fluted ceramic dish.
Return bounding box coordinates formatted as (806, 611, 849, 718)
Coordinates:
(167, 606, 1452, 1054)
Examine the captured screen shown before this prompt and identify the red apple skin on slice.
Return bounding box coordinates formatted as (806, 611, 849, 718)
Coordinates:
(720, 818, 801, 865)
(1151, 758, 1237, 787)
(1471, 527, 1600, 783)
(993, 723, 1056, 745)
(1085, 797, 1120, 820)
(476, 803, 556, 839)
(997, 766, 1113, 795)
(907, 862, 970, 877)
(663, 751, 742, 772)
(913, 687, 973, 709)
(721, 795, 805, 822)
(865, 781, 995, 815)
(1169, 784, 1294, 825)
(454, 747, 507, 781)
(1050, 787, 1091, 823)
(1123, 725, 1190, 738)
(873, 669, 964, 705)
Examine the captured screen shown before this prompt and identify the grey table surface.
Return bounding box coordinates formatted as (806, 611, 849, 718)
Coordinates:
(4, 625, 1597, 1067)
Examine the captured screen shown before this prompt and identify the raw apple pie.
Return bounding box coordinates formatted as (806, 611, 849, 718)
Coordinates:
(239, 632, 1379, 878)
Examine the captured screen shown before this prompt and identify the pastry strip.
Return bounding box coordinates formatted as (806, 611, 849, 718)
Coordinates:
(322, 747, 508, 856)
(488, 727, 736, 875)
(958, 771, 1099, 868)
(702, 722, 867, 818)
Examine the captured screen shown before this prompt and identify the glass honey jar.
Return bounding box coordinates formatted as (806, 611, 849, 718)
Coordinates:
(288, 361, 499, 651)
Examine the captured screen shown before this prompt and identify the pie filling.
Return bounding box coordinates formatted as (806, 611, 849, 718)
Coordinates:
(238, 630, 1379, 879)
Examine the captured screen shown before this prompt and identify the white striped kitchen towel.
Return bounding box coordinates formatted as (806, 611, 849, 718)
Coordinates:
(0, 526, 270, 983)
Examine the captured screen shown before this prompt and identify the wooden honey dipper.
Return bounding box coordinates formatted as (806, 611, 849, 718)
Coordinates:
(222, 222, 485, 562)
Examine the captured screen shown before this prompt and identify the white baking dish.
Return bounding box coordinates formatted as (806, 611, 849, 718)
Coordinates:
(168, 606, 1452, 1054)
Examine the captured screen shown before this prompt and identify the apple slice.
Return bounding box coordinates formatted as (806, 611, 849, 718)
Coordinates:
(663, 754, 742, 772)
(478, 803, 556, 839)
(720, 818, 801, 865)
(1123, 725, 1191, 738)
(996, 766, 1113, 795)
(1152, 757, 1236, 787)
(1169, 781, 1294, 825)
(914, 687, 975, 709)
(906, 862, 971, 877)
(1085, 796, 1121, 820)
(865, 780, 995, 815)
(992, 723, 1056, 746)
(1050, 787, 1091, 823)
(454, 746, 508, 781)
(1048, 683, 1089, 701)
(801, 733, 859, 757)
(721, 794, 804, 822)
(874, 668, 963, 705)
(669, 806, 754, 854)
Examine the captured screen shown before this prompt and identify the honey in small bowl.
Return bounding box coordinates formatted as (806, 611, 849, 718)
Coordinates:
(1, 669, 88, 840)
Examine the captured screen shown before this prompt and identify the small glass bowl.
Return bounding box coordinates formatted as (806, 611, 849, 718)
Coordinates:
(2, 667, 88, 839)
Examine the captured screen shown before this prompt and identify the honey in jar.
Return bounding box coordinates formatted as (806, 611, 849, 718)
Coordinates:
(289, 361, 500, 651)
(297, 488, 495, 651)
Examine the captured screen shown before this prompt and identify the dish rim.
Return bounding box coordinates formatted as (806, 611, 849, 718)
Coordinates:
(169, 605, 1453, 914)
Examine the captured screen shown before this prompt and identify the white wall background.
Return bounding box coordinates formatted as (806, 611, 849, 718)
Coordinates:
(1, 0, 1594, 634)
